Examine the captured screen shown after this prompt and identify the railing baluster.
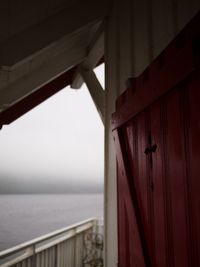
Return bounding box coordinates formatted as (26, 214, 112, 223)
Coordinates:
(53, 245, 57, 267)
(56, 244, 60, 267)
(36, 253, 39, 267)
(74, 237, 76, 267)
(31, 245, 36, 267)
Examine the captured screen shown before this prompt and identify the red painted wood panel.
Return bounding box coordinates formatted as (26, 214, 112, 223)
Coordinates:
(165, 88, 189, 267)
(186, 75, 200, 266)
(149, 101, 168, 267)
(124, 113, 154, 260)
(113, 11, 200, 267)
(115, 130, 147, 267)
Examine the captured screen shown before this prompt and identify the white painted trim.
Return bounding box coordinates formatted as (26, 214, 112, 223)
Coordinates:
(80, 68, 105, 125)
(71, 26, 104, 89)
(0, 46, 86, 109)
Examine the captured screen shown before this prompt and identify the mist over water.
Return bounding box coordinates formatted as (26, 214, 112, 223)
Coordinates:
(0, 194, 103, 251)
(0, 175, 103, 194)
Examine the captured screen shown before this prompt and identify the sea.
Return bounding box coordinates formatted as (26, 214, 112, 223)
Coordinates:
(0, 194, 103, 252)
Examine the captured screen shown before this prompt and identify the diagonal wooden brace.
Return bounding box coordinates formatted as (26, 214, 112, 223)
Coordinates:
(79, 67, 105, 125)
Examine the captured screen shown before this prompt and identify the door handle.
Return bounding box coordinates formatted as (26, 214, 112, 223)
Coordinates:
(144, 144, 157, 155)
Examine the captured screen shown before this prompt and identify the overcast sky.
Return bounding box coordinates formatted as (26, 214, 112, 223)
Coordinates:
(0, 65, 104, 194)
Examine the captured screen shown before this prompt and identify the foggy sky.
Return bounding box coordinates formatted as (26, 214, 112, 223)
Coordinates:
(0, 66, 104, 194)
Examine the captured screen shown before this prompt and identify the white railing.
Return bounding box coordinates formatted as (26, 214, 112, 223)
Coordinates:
(0, 218, 103, 267)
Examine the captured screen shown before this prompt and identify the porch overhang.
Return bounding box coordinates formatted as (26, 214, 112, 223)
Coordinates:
(0, 0, 108, 128)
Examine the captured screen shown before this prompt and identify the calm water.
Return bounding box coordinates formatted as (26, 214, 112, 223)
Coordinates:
(0, 194, 103, 251)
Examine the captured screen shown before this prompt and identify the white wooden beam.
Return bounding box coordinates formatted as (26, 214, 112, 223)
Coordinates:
(0, 28, 90, 92)
(79, 67, 105, 125)
(0, 45, 86, 109)
(0, 0, 108, 68)
(71, 25, 104, 89)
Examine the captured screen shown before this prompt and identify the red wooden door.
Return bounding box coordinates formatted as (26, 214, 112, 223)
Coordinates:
(112, 13, 200, 267)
